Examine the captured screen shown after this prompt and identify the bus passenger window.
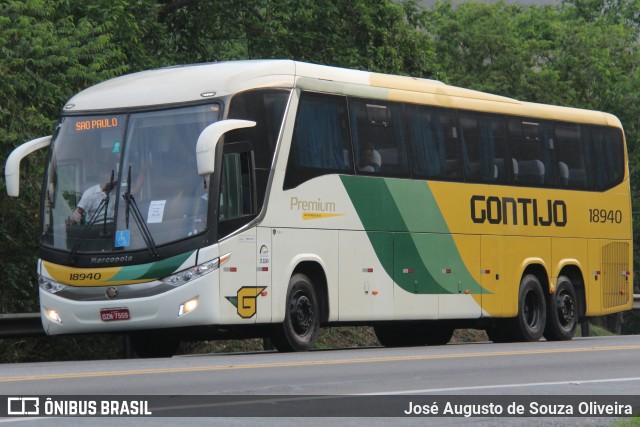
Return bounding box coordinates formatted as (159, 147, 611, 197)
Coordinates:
(406, 105, 460, 180)
(556, 124, 593, 190)
(508, 119, 557, 187)
(459, 112, 508, 183)
(591, 126, 625, 190)
(349, 99, 409, 177)
(283, 92, 352, 189)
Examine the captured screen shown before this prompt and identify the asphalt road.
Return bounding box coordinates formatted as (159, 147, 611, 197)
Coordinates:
(0, 335, 639, 426)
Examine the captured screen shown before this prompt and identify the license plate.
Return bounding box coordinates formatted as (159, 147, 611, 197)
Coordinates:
(100, 308, 130, 322)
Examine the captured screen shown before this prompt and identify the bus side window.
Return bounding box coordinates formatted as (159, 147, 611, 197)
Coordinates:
(556, 124, 594, 190)
(218, 147, 256, 238)
(459, 112, 509, 183)
(591, 126, 625, 190)
(349, 99, 409, 177)
(227, 89, 290, 212)
(508, 119, 557, 187)
(406, 105, 460, 180)
(283, 92, 352, 190)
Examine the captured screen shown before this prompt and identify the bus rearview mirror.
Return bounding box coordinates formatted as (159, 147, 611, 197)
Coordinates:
(196, 119, 256, 176)
(5, 135, 52, 197)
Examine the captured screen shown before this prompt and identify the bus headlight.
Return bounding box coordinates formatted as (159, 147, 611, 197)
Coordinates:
(39, 276, 68, 294)
(178, 297, 199, 317)
(44, 308, 62, 324)
(160, 253, 230, 288)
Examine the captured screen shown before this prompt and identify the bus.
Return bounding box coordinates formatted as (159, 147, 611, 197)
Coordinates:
(5, 60, 632, 357)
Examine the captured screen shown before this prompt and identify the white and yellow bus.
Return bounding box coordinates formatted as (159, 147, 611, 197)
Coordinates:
(5, 60, 632, 356)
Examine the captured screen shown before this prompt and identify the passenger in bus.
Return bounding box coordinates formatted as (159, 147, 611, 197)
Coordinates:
(359, 144, 381, 172)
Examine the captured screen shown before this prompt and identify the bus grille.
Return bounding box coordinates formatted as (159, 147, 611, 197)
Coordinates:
(601, 242, 630, 309)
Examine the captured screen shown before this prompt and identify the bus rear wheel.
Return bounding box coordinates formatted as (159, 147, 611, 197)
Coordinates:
(510, 274, 546, 342)
(271, 273, 320, 352)
(544, 275, 578, 341)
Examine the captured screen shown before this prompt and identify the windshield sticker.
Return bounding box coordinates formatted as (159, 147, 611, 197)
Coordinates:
(147, 200, 166, 223)
(112, 141, 121, 153)
(115, 230, 131, 248)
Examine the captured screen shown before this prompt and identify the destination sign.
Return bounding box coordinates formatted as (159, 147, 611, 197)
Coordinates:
(75, 118, 119, 132)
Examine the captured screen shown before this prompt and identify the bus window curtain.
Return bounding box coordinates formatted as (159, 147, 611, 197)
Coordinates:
(293, 100, 346, 170)
(479, 120, 496, 181)
(407, 108, 439, 177)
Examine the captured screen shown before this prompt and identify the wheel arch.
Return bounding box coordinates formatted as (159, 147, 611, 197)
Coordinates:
(290, 260, 330, 325)
(521, 261, 550, 297)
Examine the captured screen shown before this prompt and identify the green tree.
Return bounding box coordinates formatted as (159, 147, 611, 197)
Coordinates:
(0, 0, 156, 312)
(157, 0, 437, 76)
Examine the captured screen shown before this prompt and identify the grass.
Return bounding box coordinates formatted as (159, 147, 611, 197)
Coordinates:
(178, 326, 489, 355)
(0, 320, 623, 361)
(613, 417, 640, 427)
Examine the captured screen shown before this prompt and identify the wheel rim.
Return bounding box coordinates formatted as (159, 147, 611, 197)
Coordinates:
(290, 291, 314, 337)
(523, 289, 541, 329)
(556, 289, 575, 328)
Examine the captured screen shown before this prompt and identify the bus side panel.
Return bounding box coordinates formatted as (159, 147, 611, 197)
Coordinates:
(551, 236, 587, 291)
(481, 235, 551, 318)
(586, 238, 633, 316)
(338, 230, 394, 321)
(256, 227, 273, 324)
(479, 234, 507, 318)
(437, 233, 482, 319)
(217, 229, 259, 324)
(271, 228, 339, 323)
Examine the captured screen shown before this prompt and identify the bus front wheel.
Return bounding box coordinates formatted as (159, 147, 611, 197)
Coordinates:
(544, 275, 578, 341)
(271, 273, 320, 352)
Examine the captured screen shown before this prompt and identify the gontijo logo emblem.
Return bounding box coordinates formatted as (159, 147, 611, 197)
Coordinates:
(226, 286, 267, 318)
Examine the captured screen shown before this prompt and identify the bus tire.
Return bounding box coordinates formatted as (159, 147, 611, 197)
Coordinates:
(374, 323, 422, 347)
(271, 273, 320, 352)
(510, 274, 546, 342)
(374, 322, 452, 347)
(130, 331, 180, 358)
(486, 320, 511, 343)
(543, 275, 578, 341)
(426, 325, 454, 346)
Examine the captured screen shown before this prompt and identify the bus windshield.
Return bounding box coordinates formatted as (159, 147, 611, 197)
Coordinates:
(41, 103, 221, 254)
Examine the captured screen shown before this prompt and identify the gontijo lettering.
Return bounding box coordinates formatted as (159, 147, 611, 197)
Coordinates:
(75, 117, 119, 131)
(470, 195, 567, 227)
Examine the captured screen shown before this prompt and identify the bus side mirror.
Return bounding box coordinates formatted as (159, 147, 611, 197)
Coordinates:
(5, 135, 52, 197)
(196, 119, 256, 176)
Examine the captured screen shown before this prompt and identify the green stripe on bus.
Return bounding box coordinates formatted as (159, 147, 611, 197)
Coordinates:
(341, 176, 485, 295)
(109, 251, 195, 282)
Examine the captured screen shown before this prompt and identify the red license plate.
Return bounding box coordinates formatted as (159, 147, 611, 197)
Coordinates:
(100, 308, 130, 322)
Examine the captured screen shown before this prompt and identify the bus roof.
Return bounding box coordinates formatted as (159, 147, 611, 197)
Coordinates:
(64, 60, 621, 128)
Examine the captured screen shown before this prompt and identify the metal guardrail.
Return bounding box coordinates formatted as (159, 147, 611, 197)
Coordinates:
(0, 294, 639, 339)
(0, 313, 44, 338)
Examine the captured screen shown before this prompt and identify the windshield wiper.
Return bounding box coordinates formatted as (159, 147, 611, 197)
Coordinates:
(122, 165, 159, 258)
(65, 170, 115, 263)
